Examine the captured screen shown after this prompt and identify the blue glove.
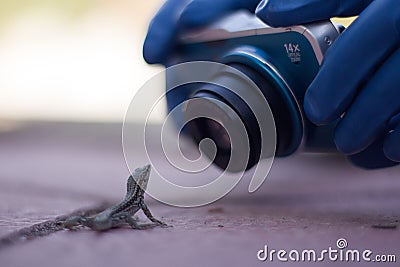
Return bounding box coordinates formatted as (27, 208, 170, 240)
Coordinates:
(143, 0, 260, 64)
(257, 0, 400, 169)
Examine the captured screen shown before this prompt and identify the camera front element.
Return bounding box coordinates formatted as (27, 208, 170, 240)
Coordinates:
(184, 50, 302, 172)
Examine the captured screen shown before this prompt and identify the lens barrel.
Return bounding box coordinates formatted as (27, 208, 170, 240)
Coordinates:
(184, 63, 296, 171)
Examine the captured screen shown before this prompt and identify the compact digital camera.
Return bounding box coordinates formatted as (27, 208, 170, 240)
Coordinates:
(165, 11, 343, 172)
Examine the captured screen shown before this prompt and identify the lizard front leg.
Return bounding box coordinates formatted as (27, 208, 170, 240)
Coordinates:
(139, 202, 167, 226)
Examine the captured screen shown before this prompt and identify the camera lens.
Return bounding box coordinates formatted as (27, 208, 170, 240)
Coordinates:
(184, 63, 296, 172)
(203, 119, 231, 151)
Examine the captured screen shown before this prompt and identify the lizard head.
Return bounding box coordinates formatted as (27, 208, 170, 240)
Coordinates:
(126, 164, 151, 198)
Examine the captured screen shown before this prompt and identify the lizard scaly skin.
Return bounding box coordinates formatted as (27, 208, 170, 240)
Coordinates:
(60, 165, 166, 231)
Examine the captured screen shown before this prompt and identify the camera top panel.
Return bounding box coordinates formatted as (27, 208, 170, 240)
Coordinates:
(180, 11, 272, 43)
(180, 11, 341, 64)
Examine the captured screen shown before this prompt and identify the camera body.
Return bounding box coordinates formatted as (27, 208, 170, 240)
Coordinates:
(165, 11, 342, 171)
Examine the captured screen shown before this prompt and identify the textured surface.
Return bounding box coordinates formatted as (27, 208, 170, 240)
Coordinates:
(0, 122, 399, 267)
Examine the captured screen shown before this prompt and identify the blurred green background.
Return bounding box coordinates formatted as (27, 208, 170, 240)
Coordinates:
(0, 0, 100, 23)
(0, 0, 164, 123)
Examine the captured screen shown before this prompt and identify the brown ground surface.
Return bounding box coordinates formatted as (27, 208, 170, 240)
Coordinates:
(0, 122, 399, 267)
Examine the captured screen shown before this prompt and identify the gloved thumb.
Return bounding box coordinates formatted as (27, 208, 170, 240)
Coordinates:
(255, 0, 374, 27)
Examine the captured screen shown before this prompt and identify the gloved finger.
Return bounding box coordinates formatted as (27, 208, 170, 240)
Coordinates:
(143, 0, 191, 64)
(255, 0, 373, 27)
(304, 0, 400, 125)
(348, 137, 399, 169)
(180, 0, 260, 27)
(384, 114, 400, 162)
(333, 48, 400, 154)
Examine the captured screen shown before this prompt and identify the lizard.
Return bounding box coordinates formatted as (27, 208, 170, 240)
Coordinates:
(57, 164, 167, 231)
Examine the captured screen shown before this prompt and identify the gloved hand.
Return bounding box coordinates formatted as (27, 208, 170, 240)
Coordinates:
(256, 0, 400, 168)
(144, 0, 400, 169)
(143, 0, 260, 64)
